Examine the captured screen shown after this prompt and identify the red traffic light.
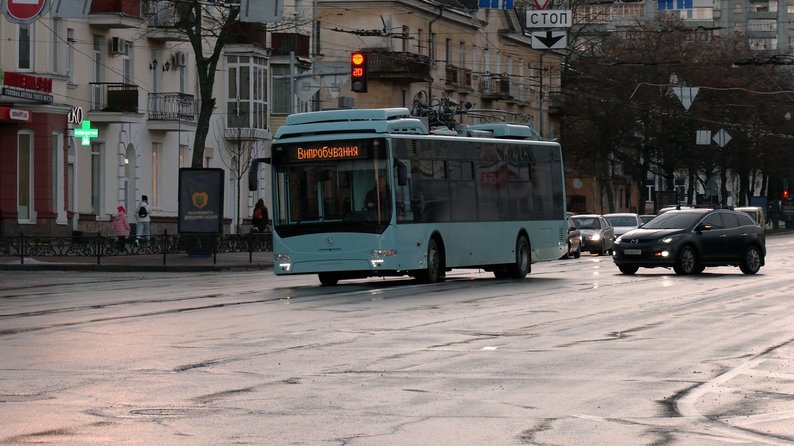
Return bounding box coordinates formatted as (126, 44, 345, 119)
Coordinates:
(351, 51, 367, 93)
(784, 188, 790, 199)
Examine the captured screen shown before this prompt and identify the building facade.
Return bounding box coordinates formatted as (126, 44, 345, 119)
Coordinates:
(0, 0, 562, 237)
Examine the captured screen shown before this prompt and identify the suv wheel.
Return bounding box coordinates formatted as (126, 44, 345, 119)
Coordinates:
(618, 265, 639, 275)
(673, 246, 697, 275)
(739, 246, 762, 275)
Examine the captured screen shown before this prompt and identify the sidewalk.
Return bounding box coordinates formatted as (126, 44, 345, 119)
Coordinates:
(0, 251, 274, 272)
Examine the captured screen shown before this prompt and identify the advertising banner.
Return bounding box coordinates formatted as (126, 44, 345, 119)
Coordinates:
(178, 168, 225, 234)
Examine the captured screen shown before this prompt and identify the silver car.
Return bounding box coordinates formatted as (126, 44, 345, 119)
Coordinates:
(570, 214, 615, 256)
(604, 213, 642, 238)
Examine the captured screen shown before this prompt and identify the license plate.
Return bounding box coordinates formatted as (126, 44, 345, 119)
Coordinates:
(624, 249, 641, 255)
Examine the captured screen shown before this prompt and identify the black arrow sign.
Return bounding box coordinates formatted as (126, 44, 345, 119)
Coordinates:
(535, 31, 565, 49)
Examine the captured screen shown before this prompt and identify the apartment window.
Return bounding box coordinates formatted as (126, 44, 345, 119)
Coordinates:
(226, 55, 267, 129)
(91, 143, 102, 215)
(17, 131, 34, 221)
(152, 142, 162, 207)
(445, 38, 452, 65)
(472, 46, 478, 73)
(52, 133, 65, 219)
(67, 28, 75, 84)
(92, 36, 103, 110)
(402, 26, 409, 52)
(749, 19, 777, 32)
(430, 33, 436, 64)
(459, 42, 465, 67)
(18, 25, 32, 71)
(417, 29, 424, 56)
(122, 40, 133, 83)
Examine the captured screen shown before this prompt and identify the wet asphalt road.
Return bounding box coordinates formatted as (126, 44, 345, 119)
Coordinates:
(1, 235, 794, 445)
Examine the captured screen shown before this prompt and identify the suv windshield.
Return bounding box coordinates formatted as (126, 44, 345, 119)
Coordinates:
(642, 212, 702, 229)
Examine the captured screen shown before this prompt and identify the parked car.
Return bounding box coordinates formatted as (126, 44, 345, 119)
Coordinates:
(734, 206, 766, 232)
(613, 208, 765, 275)
(562, 216, 582, 259)
(603, 213, 642, 237)
(639, 215, 656, 225)
(570, 214, 615, 256)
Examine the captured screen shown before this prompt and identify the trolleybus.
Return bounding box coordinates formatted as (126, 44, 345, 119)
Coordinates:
(252, 108, 567, 285)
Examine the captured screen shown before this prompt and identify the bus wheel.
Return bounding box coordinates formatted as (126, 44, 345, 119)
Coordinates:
(417, 238, 444, 283)
(508, 236, 531, 279)
(318, 273, 339, 286)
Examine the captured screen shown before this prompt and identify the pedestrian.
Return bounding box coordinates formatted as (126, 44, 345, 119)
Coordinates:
(135, 195, 151, 245)
(111, 205, 130, 250)
(251, 198, 269, 233)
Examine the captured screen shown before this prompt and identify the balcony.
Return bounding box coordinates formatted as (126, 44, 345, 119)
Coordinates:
(364, 49, 432, 83)
(143, 1, 189, 41)
(88, 0, 144, 28)
(87, 83, 143, 123)
(147, 92, 197, 132)
(479, 73, 512, 101)
(271, 33, 310, 58)
(444, 65, 474, 93)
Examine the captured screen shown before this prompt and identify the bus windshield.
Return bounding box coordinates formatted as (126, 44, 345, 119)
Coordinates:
(271, 138, 392, 235)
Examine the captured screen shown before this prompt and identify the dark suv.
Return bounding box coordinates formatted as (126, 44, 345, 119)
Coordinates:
(612, 208, 765, 275)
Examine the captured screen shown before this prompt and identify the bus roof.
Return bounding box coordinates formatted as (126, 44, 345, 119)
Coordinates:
(275, 108, 428, 140)
(273, 108, 549, 143)
(466, 123, 542, 140)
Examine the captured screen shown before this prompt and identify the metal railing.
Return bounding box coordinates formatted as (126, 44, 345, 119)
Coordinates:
(0, 231, 272, 266)
(148, 92, 196, 121)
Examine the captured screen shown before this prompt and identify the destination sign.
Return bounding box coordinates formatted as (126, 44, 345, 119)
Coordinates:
(282, 141, 370, 162)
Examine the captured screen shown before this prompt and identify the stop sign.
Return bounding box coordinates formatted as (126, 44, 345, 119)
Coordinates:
(3, 0, 48, 24)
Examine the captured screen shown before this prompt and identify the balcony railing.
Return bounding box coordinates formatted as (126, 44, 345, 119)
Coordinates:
(148, 92, 196, 121)
(479, 74, 512, 100)
(364, 50, 432, 82)
(90, 82, 138, 113)
(445, 65, 474, 92)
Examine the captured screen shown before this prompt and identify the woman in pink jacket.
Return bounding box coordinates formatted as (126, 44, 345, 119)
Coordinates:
(111, 205, 130, 250)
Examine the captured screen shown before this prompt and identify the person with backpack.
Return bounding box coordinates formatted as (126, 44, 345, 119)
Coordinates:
(135, 195, 151, 245)
(251, 198, 269, 233)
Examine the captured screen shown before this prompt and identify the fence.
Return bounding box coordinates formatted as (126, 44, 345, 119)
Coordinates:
(0, 231, 272, 266)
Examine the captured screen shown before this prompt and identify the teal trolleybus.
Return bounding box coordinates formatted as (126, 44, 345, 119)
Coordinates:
(255, 108, 567, 285)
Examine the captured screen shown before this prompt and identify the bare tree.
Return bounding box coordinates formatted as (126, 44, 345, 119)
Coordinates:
(155, 1, 310, 168)
(215, 116, 259, 234)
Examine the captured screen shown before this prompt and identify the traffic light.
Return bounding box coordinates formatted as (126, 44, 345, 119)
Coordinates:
(783, 188, 790, 199)
(351, 51, 367, 93)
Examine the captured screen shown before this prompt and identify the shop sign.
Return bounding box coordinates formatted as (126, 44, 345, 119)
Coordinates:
(74, 120, 98, 146)
(0, 106, 32, 122)
(1, 87, 53, 103)
(10, 108, 30, 120)
(3, 71, 52, 92)
(67, 106, 83, 124)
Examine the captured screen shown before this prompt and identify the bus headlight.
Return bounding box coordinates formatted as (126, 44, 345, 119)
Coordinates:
(370, 249, 397, 268)
(275, 253, 292, 271)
